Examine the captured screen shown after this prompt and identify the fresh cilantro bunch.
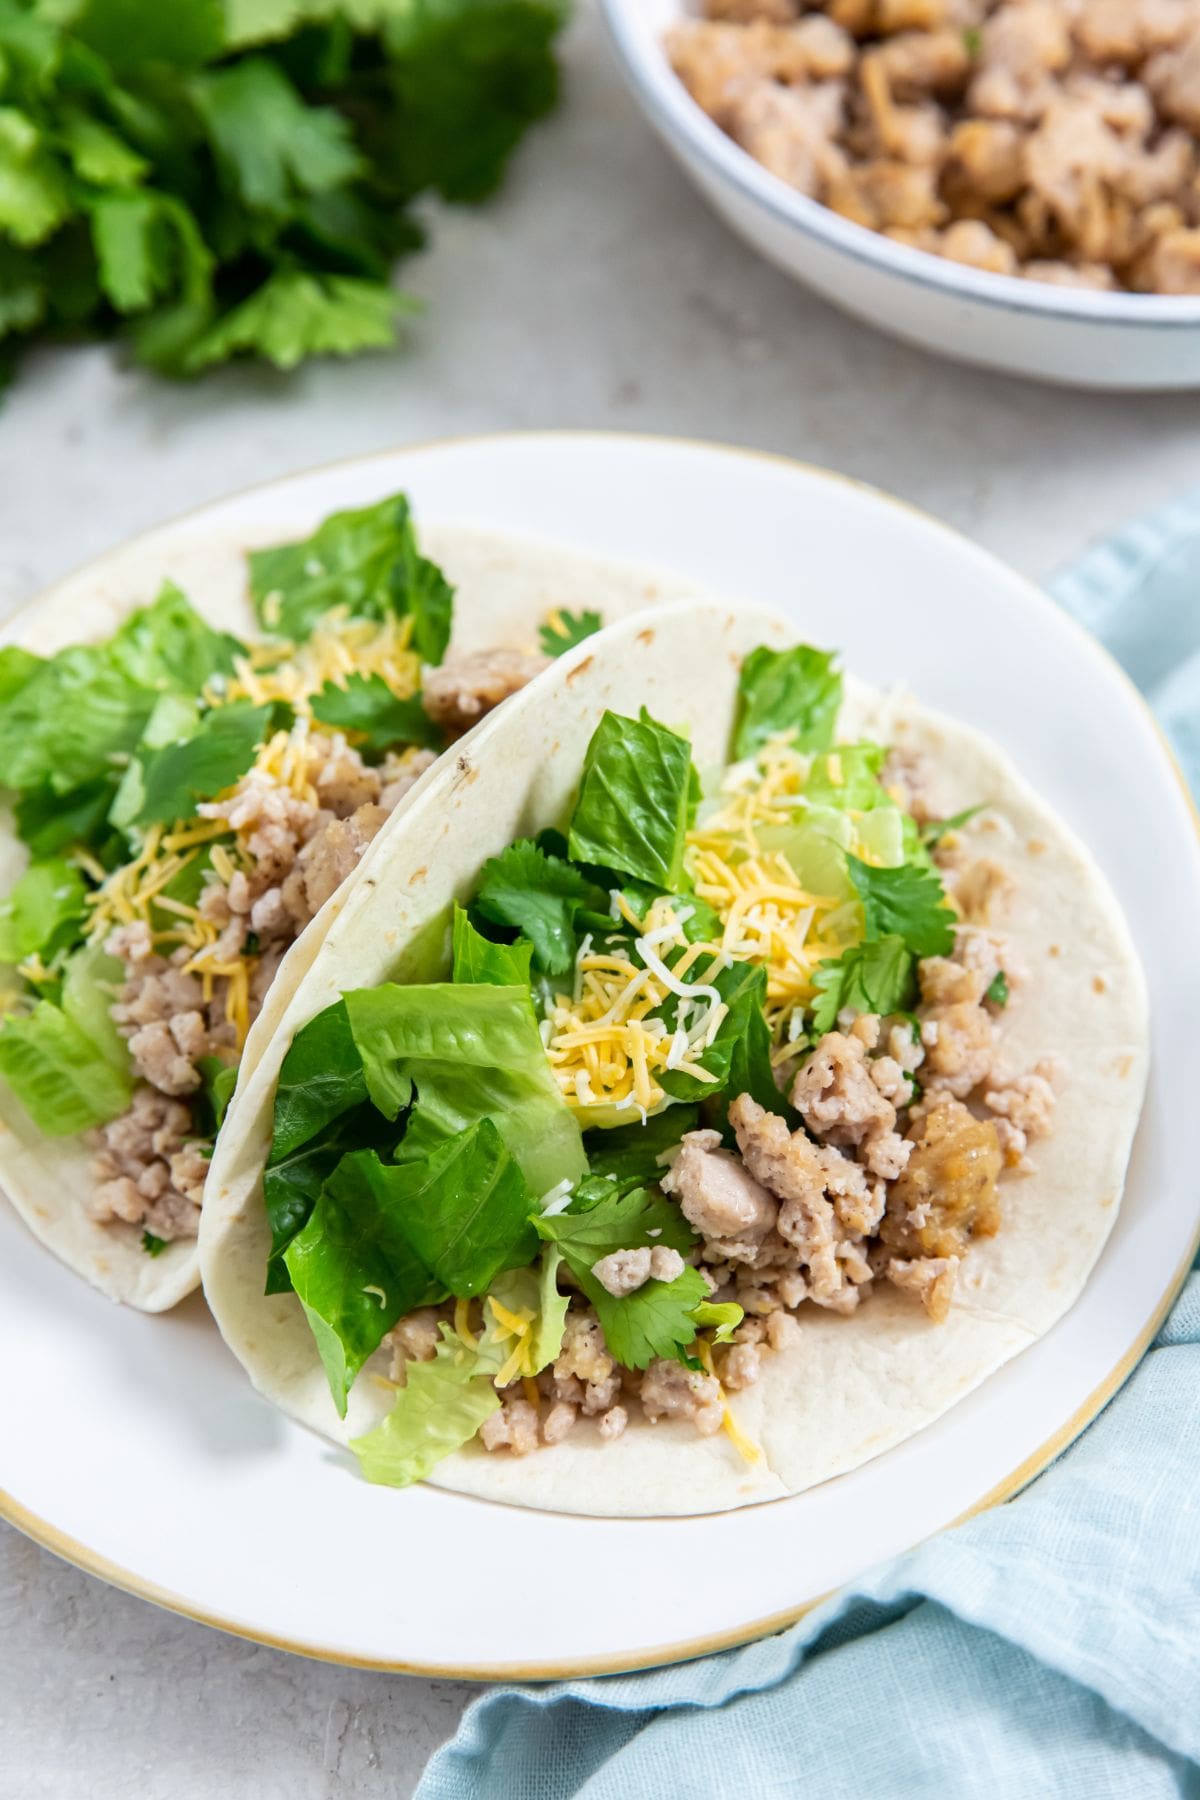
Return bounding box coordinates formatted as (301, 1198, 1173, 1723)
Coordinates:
(0, 0, 568, 384)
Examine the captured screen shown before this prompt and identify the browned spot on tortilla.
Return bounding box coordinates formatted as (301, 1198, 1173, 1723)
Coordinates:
(1093, 975, 1107, 994)
(1099, 1192, 1116, 1208)
(1113, 1053, 1135, 1078)
(409, 867, 428, 886)
(1048, 944, 1061, 958)
(566, 655, 594, 686)
(1027, 838, 1047, 856)
(981, 816, 999, 833)
(636, 628, 656, 647)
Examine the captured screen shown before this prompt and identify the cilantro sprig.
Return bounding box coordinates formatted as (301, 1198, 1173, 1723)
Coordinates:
(0, 0, 568, 385)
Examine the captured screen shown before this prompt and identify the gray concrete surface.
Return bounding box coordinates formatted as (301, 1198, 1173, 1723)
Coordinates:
(1, 4, 1198, 1795)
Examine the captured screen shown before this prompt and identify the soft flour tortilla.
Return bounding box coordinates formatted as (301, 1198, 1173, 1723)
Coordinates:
(0, 525, 695, 1310)
(200, 601, 1149, 1515)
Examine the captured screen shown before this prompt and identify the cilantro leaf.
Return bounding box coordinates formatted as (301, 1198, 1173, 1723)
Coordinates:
(310, 672, 441, 754)
(809, 936, 914, 1036)
(583, 1105, 699, 1189)
(191, 58, 363, 216)
(985, 970, 1009, 1007)
(141, 1230, 168, 1256)
(581, 1262, 709, 1370)
(847, 855, 956, 958)
(733, 644, 842, 759)
(538, 608, 602, 658)
(111, 701, 272, 830)
(473, 839, 605, 979)
(921, 805, 985, 848)
(568, 708, 697, 891)
(533, 1182, 696, 1262)
(179, 272, 412, 376)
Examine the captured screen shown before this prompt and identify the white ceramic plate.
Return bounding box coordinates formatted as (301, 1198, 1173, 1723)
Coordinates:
(2, 433, 1197, 1676)
(600, 0, 1200, 391)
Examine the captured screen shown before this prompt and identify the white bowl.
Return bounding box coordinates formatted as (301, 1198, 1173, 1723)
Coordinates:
(600, 0, 1200, 390)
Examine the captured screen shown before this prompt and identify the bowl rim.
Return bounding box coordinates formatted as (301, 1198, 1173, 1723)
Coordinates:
(599, 0, 1200, 329)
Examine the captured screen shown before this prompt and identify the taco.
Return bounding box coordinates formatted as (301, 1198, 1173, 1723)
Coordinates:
(0, 497, 681, 1309)
(200, 601, 1148, 1515)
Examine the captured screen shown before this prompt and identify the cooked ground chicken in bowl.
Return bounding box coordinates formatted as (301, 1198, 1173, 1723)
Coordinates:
(667, 0, 1200, 294)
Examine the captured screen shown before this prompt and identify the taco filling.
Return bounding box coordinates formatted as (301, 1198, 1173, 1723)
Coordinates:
(0, 494, 579, 1255)
(259, 642, 1059, 1487)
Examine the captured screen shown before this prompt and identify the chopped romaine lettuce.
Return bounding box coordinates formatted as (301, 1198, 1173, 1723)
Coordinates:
(583, 1104, 699, 1189)
(0, 999, 131, 1135)
(690, 1300, 743, 1343)
(451, 904, 533, 988)
(14, 776, 118, 859)
(107, 583, 244, 693)
(0, 857, 87, 964)
(484, 1244, 569, 1373)
(350, 1326, 502, 1489)
(61, 943, 130, 1076)
(342, 982, 586, 1196)
(270, 998, 371, 1162)
(802, 742, 888, 812)
(733, 644, 841, 759)
(247, 492, 453, 660)
(567, 708, 696, 891)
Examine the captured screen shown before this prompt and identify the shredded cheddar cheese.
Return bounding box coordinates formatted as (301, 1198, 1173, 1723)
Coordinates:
(213, 611, 421, 717)
(696, 1337, 763, 1466)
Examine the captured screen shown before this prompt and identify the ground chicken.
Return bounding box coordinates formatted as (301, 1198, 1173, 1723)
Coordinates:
(667, 0, 1200, 292)
(479, 1396, 540, 1456)
(421, 648, 547, 737)
(661, 1127, 779, 1240)
(87, 1086, 206, 1238)
(640, 1359, 725, 1435)
(790, 1030, 911, 1180)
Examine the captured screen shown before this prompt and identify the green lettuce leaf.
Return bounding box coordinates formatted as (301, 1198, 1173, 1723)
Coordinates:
(284, 1156, 445, 1415)
(567, 708, 696, 891)
(343, 981, 586, 1196)
(107, 583, 244, 693)
(14, 776, 119, 858)
(262, 1100, 388, 1294)
(248, 492, 453, 660)
(270, 997, 370, 1162)
(334, 1119, 537, 1301)
(60, 943, 130, 1076)
(350, 1325, 502, 1489)
(0, 642, 155, 794)
(803, 742, 889, 812)
(484, 1244, 569, 1373)
(690, 1300, 743, 1344)
(733, 645, 842, 759)
(451, 903, 532, 988)
(473, 839, 605, 978)
(0, 857, 87, 964)
(0, 998, 131, 1135)
(310, 672, 441, 754)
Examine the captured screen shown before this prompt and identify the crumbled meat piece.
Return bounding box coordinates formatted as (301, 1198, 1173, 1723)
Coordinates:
(591, 1246, 653, 1297)
(766, 1308, 803, 1350)
(421, 648, 546, 737)
(790, 1030, 910, 1179)
(982, 1061, 1058, 1165)
(542, 1401, 578, 1445)
(379, 746, 438, 812)
(661, 1127, 779, 1240)
(640, 1358, 724, 1435)
(948, 857, 1015, 922)
(1146, 226, 1200, 291)
(582, 1370, 623, 1415)
(722, 1342, 762, 1389)
(554, 1309, 615, 1386)
(87, 1086, 204, 1239)
(479, 1397, 540, 1456)
(598, 1404, 629, 1441)
(887, 1253, 960, 1321)
(387, 1307, 442, 1381)
(282, 802, 390, 926)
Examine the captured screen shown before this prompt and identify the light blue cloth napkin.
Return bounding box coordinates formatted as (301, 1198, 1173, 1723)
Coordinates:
(418, 496, 1200, 1800)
